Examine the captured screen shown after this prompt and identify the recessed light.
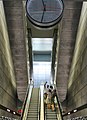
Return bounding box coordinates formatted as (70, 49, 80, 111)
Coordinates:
(7, 109, 10, 112)
(73, 109, 77, 112)
(68, 112, 70, 115)
(13, 112, 16, 114)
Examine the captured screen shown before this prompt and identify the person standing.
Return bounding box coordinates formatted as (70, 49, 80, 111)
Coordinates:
(51, 89, 57, 111)
(46, 89, 52, 109)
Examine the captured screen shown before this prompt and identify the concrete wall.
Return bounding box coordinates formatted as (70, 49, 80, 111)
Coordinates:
(0, 1, 17, 115)
(66, 2, 87, 118)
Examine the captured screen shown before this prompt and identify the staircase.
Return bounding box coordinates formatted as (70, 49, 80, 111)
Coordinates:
(27, 88, 39, 120)
(45, 106, 57, 120)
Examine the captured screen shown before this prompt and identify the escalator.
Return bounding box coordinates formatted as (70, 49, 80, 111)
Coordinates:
(22, 85, 63, 120)
(27, 88, 39, 120)
(44, 100, 63, 120)
(45, 106, 57, 120)
(44, 87, 63, 120)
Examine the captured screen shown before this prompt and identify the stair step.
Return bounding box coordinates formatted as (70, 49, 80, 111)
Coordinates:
(27, 88, 39, 119)
(47, 117, 57, 119)
(27, 115, 38, 117)
(29, 106, 38, 108)
(46, 118, 57, 120)
(27, 116, 38, 118)
(28, 109, 38, 111)
(28, 111, 38, 113)
(45, 105, 57, 120)
(29, 105, 38, 107)
(28, 113, 38, 115)
(27, 119, 38, 120)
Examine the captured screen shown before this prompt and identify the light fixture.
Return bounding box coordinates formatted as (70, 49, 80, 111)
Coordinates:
(73, 109, 77, 112)
(68, 112, 70, 115)
(7, 109, 10, 112)
(13, 111, 16, 114)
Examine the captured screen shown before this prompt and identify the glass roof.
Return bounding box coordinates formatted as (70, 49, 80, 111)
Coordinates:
(32, 38, 53, 87)
(32, 38, 53, 51)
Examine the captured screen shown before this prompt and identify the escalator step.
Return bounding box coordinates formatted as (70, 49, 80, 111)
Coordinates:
(46, 116, 57, 119)
(46, 114, 57, 116)
(28, 113, 38, 115)
(30, 104, 38, 105)
(27, 117, 38, 119)
(46, 118, 57, 120)
(27, 118, 38, 120)
(46, 115, 57, 117)
(27, 115, 38, 117)
(46, 111, 56, 113)
(28, 111, 38, 114)
(46, 108, 57, 120)
(27, 119, 38, 120)
(29, 106, 38, 108)
(29, 107, 38, 109)
(28, 109, 38, 111)
(28, 108, 38, 109)
(29, 104, 38, 106)
(30, 105, 38, 107)
(27, 88, 39, 119)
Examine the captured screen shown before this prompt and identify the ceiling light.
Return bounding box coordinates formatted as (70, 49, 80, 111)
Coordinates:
(7, 109, 10, 112)
(68, 112, 70, 115)
(73, 109, 77, 112)
(13, 112, 16, 114)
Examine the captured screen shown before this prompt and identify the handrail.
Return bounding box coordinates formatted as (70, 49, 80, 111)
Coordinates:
(56, 95, 63, 120)
(38, 88, 41, 120)
(53, 84, 63, 120)
(40, 85, 44, 120)
(21, 84, 30, 117)
(21, 84, 33, 120)
(0, 104, 20, 117)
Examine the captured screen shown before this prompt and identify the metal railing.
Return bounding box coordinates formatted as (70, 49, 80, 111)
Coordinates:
(38, 88, 41, 120)
(55, 95, 63, 120)
(40, 85, 44, 120)
(21, 84, 43, 120)
(21, 84, 33, 120)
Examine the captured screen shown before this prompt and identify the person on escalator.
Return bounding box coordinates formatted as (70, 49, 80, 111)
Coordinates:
(46, 89, 52, 109)
(44, 81, 47, 88)
(44, 82, 49, 94)
(51, 89, 57, 111)
(50, 85, 53, 92)
(44, 82, 49, 105)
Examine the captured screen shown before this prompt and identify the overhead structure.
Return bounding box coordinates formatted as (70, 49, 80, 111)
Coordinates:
(26, 0, 64, 28)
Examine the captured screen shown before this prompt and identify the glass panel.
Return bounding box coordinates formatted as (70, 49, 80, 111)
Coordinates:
(31, 38, 53, 87)
(33, 53, 51, 61)
(32, 38, 53, 51)
(33, 62, 51, 87)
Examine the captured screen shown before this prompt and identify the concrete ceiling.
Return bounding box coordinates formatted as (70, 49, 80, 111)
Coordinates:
(3, 0, 82, 102)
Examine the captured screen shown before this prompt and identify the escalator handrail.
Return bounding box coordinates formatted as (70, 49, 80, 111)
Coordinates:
(40, 85, 44, 120)
(53, 84, 63, 120)
(21, 84, 33, 119)
(21, 84, 30, 118)
(56, 93, 63, 120)
(38, 88, 41, 120)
